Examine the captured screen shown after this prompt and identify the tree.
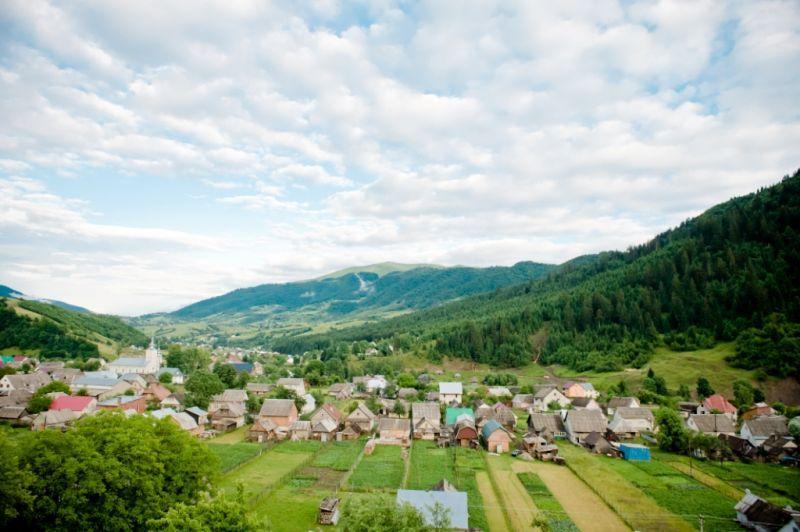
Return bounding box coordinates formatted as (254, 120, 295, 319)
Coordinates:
(147, 494, 265, 531)
(27, 381, 71, 414)
(341, 496, 427, 532)
(0, 433, 33, 527)
(185, 370, 225, 409)
(213, 363, 238, 388)
(733, 380, 754, 409)
(427, 501, 452, 531)
(392, 401, 406, 416)
(677, 383, 691, 401)
(270, 386, 305, 413)
(7, 412, 218, 530)
(159, 372, 173, 384)
(655, 407, 688, 453)
(696, 377, 714, 399)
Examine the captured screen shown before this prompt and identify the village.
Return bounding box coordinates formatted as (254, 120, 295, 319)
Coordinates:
(0, 343, 798, 532)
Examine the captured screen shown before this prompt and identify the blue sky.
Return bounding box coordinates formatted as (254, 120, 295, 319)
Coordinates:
(0, 0, 798, 315)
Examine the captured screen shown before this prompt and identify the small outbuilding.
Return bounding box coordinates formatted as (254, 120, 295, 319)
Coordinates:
(318, 497, 340, 525)
(619, 443, 651, 461)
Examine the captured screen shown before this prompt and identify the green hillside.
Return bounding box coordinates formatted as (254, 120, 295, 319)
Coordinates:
(317, 262, 443, 279)
(274, 170, 800, 378)
(0, 298, 148, 359)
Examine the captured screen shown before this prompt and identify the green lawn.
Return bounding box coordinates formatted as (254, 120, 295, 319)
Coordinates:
(251, 487, 326, 531)
(452, 447, 489, 531)
(206, 442, 262, 473)
(347, 444, 405, 490)
(517, 472, 579, 532)
(406, 440, 455, 490)
(311, 440, 363, 471)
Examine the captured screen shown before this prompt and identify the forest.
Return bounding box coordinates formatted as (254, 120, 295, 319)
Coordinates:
(274, 171, 800, 377)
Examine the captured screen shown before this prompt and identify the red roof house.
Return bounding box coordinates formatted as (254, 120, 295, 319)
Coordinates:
(49, 396, 97, 415)
(703, 394, 737, 417)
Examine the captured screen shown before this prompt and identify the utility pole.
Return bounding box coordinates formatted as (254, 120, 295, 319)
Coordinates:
(699, 514, 704, 532)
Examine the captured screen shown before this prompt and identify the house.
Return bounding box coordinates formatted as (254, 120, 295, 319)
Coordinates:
(0, 389, 32, 408)
(453, 419, 479, 447)
(0, 372, 51, 393)
(397, 387, 418, 400)
(37, 361, 65, 374)
(512, 394, 535, 409)
(735, 490, 800, 532)
(119, 373, 148, 392)
(445, 407, 474, 426)
(71, 377, 132, 400)
(378, 417, 411, 442)
(209, 402, 246, 430)
(32, 409, 77, 430)
(474, 403, 495, 427)
(301, 393, 316, 415)
(740, 416, 789, 447)
(185, 406, 208, 426)
(583, 431, 619, 456)
(761, 435, 798, 462)
(48, 395, 96, 415)
(720, 434, 758, 460)
(527, 413, 566, 440)
(276, 377, 307, 396)
(247, 418, 278, 442)
(50, 368, 82, 384)
(311, 417, 338, 442)
(492, 403, 517, 430)
(702, 394, 738, 420)
(328, 382, 352, 399)
(106, 350, 159, 375)
(481, 419, 513, 453)
(209, 389, 248, 411)
(290, 420, 312, 441)
(354, 375, 388, 394)
(337, 425, 361, 441)
(346, 403, 377, 433)
(318, 497, 341, 526)
(579, 382, 600, 399)
(396, 489, 469, 531)
(160, 392, 184, 410)
(608, 407, 655, 439)
(438, 382, 463, 405)
(0, 405, 32, 426)
(259, 399, 298, 428)
(606, 397, 640, 416)
(98, 395, 146, 413)
(563, 381, 598, 399)
(620, 443, 651, 461)
(686, 414, 736, 436)
(564, 409, 608, 444)
(156, 367, 185, 384)
(487, 386, 512, 399)
(170, 412, 202, 436)
(425, 391, 440, 402)
(142, 383, 172, 403)
(246, 382, 274, 396)
(411, 402, 441, 440)
(742, 402, 778, 421)
(677, 401, 700, 418)
(532, 387, 571, 412)
(311, 403, 343, 427)
(570, 397, 602, 411)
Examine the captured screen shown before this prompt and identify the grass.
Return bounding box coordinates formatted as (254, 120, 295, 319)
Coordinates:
(475, 471, 508, 532)
(311, 439, 363, 471)
(251, 487, 325, 532)
(517, 472, 579, 532)
(406, 440, 455, 490)
(558, 444, 693, 531)
(206, 424, 249, 444)
(347, 444, 405, 490)
(206, 442, 262, 473)
(485, 455, 540, 531)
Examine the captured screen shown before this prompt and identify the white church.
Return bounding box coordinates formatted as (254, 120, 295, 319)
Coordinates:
(107, 338, 162, 375)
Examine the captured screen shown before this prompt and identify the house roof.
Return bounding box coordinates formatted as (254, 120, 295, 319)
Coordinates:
(570, 397, 597, 408)
(49, 396, 94, 411)
(290, 420, 311, 431)
(736, 491, 797, 528)
(580, 382, 596, 392)
(566, 409, 608, 433)
(246, 382, 273, 392)
(171, 412, 199, 431)
(108, 357, 149, 368)
(214, 389, 248, 403)
(4, 372, 51, 390)
(493, 407, 516, 425)
(533, 387, 558, 399)
(347, 403, 376, 420)
(689, 414, 735, 433)
(397, 387, 418, 398)
(98, 395, 142, 407)
(259, 398, 296, 417)
(396, 489, 469, 530)
(615, 407, 654, 421)
(607, 397, 639, 409)
(145, 383, 172, 401)
(528, 413, 565, 433)
(743, 416, 789, 437)
(702, 394, 737, 414)
(277, 377, 305, 387)
(328, 382, 350, 393)
(445, 407, 474, 425)
(37, 409, 76, 425)
(313, 418, 338, 433)
(0, 406, 28, 419)
(481, 419, 510, 439)
(251, 418, 278, 432)
(438, 382, 462, 395)
(512, 394, 534, 403)
(186, 406, 207, 417)
(73, 376, 119, 388)
(312, 403, 343, 424)
(379, 417, 411, 432)
(412, 402, 441, 424)
(151, 408, 177, 419)
(487, 386, 512, 397)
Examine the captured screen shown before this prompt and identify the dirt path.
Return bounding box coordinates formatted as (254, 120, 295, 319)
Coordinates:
(512, 461, 630, 532)
(486, 456, 539, 531)
(475, 471, 510, 532)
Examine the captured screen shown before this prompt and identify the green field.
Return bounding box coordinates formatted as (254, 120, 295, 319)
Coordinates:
(517, 472, 579, 532)
(311, 439, 363, 471)
(206, 442, 262, 473)
(406, 440, 454, 490)
(347, 444, 405, 490)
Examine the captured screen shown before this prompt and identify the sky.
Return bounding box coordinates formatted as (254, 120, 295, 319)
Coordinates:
(0, 0, 799, 315)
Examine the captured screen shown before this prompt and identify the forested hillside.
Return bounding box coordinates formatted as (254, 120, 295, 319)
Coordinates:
(0, 299, 148, 359)
(170, 261, 554, 319)
(275, 171, 800, 377)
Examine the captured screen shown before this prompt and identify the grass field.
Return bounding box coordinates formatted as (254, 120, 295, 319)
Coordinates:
(406, 440, 454, 489)
(558, 444, 693, 531)
(475, 471, 509, 532)
(207, 424, 249, 444)
(347, 444, 405, 490)
(516, 471, 579, 532)
(485, 455, 540, 531)
(513, 460, 628, 532)
(311, 439, 363, 471)
(206, 442, 262, 473)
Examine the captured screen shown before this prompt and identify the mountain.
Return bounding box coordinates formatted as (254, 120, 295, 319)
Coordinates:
(0, 284, 91, 313)
(0, 297, 149, 359)
(317, 262, 444, 280)
(169, 261, 555, 320)
(274, 170, 800, 378)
